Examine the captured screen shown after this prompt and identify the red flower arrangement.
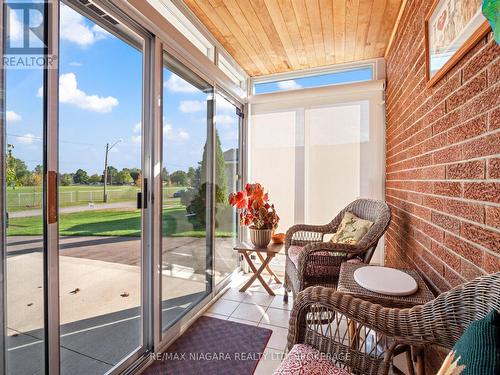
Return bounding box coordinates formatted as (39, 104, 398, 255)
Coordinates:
(229, 183, 279, 230)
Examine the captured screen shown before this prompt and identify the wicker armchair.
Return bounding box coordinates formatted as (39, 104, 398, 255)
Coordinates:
(283, 272, 500, 375)
(284, 199, 391, 302)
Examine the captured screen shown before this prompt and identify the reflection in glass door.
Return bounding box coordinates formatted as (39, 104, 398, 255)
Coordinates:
(161, 56, 213, 330)
(3, 2, 46, 373)
(58, 3, 145, 373)
(214, 94, 241, 286)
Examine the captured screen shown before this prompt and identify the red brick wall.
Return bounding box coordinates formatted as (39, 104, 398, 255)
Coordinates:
(385, 0, 500, 294)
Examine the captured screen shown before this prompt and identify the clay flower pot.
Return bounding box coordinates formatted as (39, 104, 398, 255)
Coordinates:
(249, 227, 273, 248)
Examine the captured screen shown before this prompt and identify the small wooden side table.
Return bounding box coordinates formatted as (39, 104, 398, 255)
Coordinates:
(234, 241, 283, 296)
(338, 263, 435, 375)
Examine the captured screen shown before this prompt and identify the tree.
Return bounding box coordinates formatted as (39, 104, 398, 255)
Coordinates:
(128, 168, 141, 184)
(169, 170, 188, 186)
(186, 131, 228, 226)
(161, 167, 169, 184)
(34, 164, 43, 174)
(60, 174, 73, 186)
(187, 167, 196, 186)
(6, 144, 29, 188)
(21, 171, 42, 187)
(89, 174, 101, 184)
(73, 169, 89, 184)
(199, 130, 228, 204)
(6, 145, 17, 188)
(105, 166, 118, 185)
(115, 170, 133, 185)
(135, 172, 142, 188)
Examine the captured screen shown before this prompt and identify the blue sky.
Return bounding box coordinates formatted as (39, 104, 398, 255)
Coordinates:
(6, 3, 239, 175)
(254, 67, 373, 94)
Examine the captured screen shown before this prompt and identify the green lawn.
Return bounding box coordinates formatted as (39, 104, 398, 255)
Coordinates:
(7, 205, 234, 238)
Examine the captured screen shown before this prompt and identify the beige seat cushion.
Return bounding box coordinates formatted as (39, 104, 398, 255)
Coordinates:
(330, 211, 373, 245)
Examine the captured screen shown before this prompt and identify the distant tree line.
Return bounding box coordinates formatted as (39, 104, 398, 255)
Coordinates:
(6, 144, 202, 189)
(61, 167, 141, 187)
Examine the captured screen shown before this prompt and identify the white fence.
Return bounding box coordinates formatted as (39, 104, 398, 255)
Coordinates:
(7, 189, 139, 209)
(7, 187, 181, 209)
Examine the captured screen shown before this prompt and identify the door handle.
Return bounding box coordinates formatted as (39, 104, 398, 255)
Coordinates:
(48, 171, 58, 224)
(137, 178, 148, 209)
(136, 192, 142, 209)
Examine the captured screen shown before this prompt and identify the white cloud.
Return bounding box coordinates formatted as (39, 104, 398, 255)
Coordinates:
(60, 4, 108, 47)
(69, 61, 83, 67)
(179, 100, 206, 113)
(17, 133, 35, 145)
(215, 114, 236, 126)
(40, 73, 119, 113)
(6, 110, 22, 122)
(178, 130, 190, 140)
(277, 80, 302, 90)
(216, 98, 237, 115)
(7, 8, 23, 44)
(133, 122, 141, 133)
(164, 124, 172, 136)
(131, 135, 141, 144)
(164, 74, 198, 93)
(164, 123, 190, 141)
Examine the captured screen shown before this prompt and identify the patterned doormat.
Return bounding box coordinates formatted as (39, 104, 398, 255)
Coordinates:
(144, 316, 273, 375)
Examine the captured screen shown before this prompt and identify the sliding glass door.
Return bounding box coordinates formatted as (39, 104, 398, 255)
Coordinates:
(161, 55, 213, 331)
(57, 2, 146, 373)
(1, 1, 244, 373)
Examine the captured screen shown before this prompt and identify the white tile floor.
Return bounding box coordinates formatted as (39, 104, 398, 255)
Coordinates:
(204, 275, 291, 374)
(203, 273, 412, 375)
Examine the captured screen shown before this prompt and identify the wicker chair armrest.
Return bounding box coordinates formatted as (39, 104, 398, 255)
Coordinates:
(297, 242, 365, 269)
(303, 241, 364, 253)
(285, 224, 333, 248)
(289, 286, 429, 348)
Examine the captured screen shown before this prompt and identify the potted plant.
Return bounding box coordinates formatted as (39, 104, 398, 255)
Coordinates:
(229, 183, 279, 247)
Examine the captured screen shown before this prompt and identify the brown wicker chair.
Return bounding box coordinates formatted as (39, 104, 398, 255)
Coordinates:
(284, 272, 500, 375)
(283, 199, 391, 303)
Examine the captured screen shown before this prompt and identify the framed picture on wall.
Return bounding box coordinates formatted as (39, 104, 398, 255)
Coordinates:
(425, 0, 491, 86)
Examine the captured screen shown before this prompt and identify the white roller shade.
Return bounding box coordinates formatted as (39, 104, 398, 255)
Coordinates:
(248, 80, 386, 264)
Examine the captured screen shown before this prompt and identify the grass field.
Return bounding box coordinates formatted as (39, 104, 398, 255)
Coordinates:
(6, 185, 185, 211)
(7, 205, 234, 238)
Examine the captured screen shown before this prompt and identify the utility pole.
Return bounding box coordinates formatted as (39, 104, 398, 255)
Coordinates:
(103, 139, 122, 203)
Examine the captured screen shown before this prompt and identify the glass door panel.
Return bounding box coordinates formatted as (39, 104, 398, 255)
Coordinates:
(58, 2, 144, 373)
(161, 55, 213, 331)
(4, 2, 46, 373)
(214, 94, 240, 286)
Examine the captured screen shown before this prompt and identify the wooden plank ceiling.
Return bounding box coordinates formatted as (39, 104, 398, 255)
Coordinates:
(183, 0, 403, 76)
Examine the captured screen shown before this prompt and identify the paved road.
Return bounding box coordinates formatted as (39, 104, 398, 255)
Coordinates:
(9, 201, 137, 218)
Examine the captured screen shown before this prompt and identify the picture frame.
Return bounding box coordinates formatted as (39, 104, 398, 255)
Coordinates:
(425, 0, 491, 87)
